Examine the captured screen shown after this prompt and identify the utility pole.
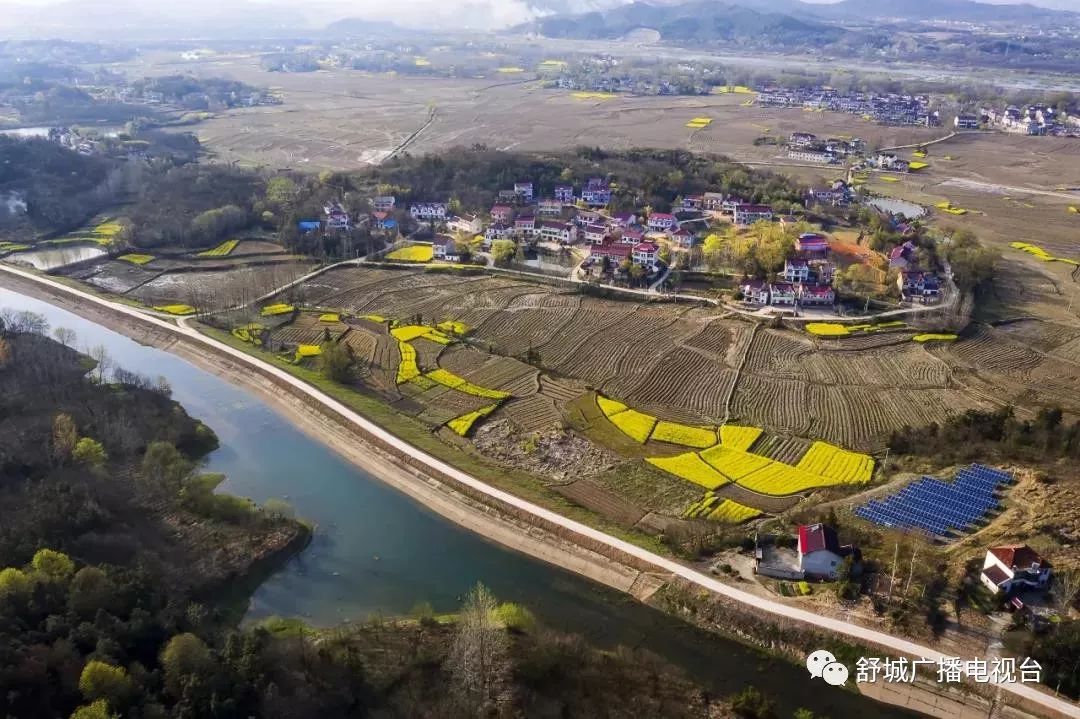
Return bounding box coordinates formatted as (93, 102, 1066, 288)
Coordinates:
(904, 542, 919, 596)
(887, 541, 900, 603)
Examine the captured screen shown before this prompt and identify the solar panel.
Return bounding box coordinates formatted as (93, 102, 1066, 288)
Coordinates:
(856, 464, 1010, 539)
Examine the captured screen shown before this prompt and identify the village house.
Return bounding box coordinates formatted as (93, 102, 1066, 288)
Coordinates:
(433, 235, 460, 262)
(671, 227, 694, 248)
(955, 114, 980, 130)
(538, 220, 575, 245)
(798, 524, 861, 581)
(811, 260, 836, 285)
(581, 178, 612, 206)
(618, 227, 645, 245)
(447, 214, 483, 236)
(796, 232, 830, 256)
(788, 148, 838, 164)
(799, 284, 835, 306)
(769, 282, 797, 306)
(898, 271, 941, 303)
(741, 279, 770, 305)
(612, 212, 638, 228)
(647, 212, 677, 232)
(584, 223, 608, 245)
(783, 258, 811, 283)
(702, 192, 726, 212)
(632, 241, 660, 269)
(589, 240, 633, 264)
(789, 131, 817, 147)
(484, 224, 513, 243)
(980, 545, 1051, 596)
(514, 214, 536, 240)
(490, 204, 515, 224)
(889, 240, 917, 270)
(733, 204, 774, 225)
(575, 209, 603, 226)
(514, 182, 535, 202)
(410, 202, 448, 221)
(555, 185, 575, 202)
(805, 185, 849, 207)
(323, 201, 351, 231)
(681, 195, 703, 211)
(373, 195, 396, 212)
(721, 197, 745, 215)
(537, 199, 563, 217)
(876, 154, 910, 173)
(498, 189, 523, 205)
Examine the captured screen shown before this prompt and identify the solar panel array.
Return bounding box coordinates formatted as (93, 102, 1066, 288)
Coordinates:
(854, 464, 1012, 537)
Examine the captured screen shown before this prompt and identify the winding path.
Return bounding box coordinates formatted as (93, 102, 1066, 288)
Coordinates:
(1, 262, 1076, 719)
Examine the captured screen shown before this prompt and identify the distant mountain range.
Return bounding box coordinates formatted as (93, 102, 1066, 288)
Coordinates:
(524, 0, 1080, 30)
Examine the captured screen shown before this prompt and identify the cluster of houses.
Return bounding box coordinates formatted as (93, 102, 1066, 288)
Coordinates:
(966, 104, 1080, 137)
(739, 232, 837, 309)
(758, 86, 940, 127)
(888, 239, 942, 304)
(786, 132, 866, 165)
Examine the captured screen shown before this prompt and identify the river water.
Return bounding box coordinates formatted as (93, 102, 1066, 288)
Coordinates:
(0, 285, 916, 719)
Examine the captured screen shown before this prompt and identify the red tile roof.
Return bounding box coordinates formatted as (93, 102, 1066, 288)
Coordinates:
(989, 545, 1045, 569)
(798, 523, 841, 555)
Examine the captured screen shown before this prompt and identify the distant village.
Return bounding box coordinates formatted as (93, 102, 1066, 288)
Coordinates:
(758, 86, 940, 126)
(958, 103, 1080, 137)
(302, 175, 945, 314)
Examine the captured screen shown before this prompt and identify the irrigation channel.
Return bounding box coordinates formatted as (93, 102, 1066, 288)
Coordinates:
(0, 286, 916, 719)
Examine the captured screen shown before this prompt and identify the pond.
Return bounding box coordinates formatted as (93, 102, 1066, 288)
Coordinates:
(7, 245, 108, 270)
(868, 197, 926, 219)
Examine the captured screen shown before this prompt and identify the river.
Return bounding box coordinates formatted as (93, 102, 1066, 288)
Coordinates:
(0, 285, 916, 719)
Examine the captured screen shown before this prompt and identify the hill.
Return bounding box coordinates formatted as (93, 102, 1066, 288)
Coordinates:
(526, 1, 846, 47)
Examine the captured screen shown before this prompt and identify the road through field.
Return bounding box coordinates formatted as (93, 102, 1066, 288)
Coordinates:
(1, 262, 1077, 719)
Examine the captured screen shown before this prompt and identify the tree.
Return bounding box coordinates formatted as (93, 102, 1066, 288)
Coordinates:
(161, 633, 213, 697)
(78, 661, 132, 707)
(490, 239, 516, 266)
(265, 176, 297, 208)
(52, 413, 78, 466)
(0, 567, 32, 599)
(140, 441, 193, 491)
(1053, 569, 1080, 616)
(731, 686, 777, 719)
(88, 345, 112, 383)
(31, 549, 75, 581)
(0, 337, 9, 368)
(53, 326, 77, 347)
(319, 340, 353, 383)
(69, 700, 117, 719)
(69, 566, 115, 617)
(73, 438, 107, 470)
(446, 583, 508, 712)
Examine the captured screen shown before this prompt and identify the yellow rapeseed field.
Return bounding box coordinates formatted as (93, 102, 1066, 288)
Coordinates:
(386, 244, 434, 262)
(646, 453, 731, 490)
(650, 421, 717, 448)
(447, 404, 499, 436)
(719, 425, 762, 452)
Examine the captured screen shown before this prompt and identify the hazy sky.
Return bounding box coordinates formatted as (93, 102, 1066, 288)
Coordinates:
(0, 0, 1076, 31)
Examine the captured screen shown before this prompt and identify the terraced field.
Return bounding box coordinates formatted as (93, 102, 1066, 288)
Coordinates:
(289, 267, 1033, 454)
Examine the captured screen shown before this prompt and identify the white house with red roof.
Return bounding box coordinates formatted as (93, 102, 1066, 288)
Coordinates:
(584, 224, 608, 245)
(980, 545, 1052, 596)
(514, 215, 536, 239)
(490, 204, 515, 224)
(633, 241, 659, 268)
(799, 284, 835, 306)
(783, 258, 811, 283)
(612, 212, 638, 228)
(590, 240, 632, 264)
(798, 524, 861, 580)
(447, 214, 482, 236)
(619, 227, 645, 245)
(671, 227, 694, 248)
(410, 202, 448, 221)
(647, 212, 677, 232)
(770, 282, 797, 306)
(538, 220, 575, 244)
(537, 199, 563, 217)
(741, 279, 770, 305)
(733, 204, 774, 225)
(555, 185, 575, 202)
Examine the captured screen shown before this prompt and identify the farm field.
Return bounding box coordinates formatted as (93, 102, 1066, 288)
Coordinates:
(139, 53, 943, 172)
(289, 266, 1035, 452)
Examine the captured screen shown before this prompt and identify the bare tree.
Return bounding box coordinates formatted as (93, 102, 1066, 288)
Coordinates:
(446, 582, 508, 714)
(53, 326, 77, 348)
(88, 344, 113, 384)
(1053, 569, 1080, 617)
